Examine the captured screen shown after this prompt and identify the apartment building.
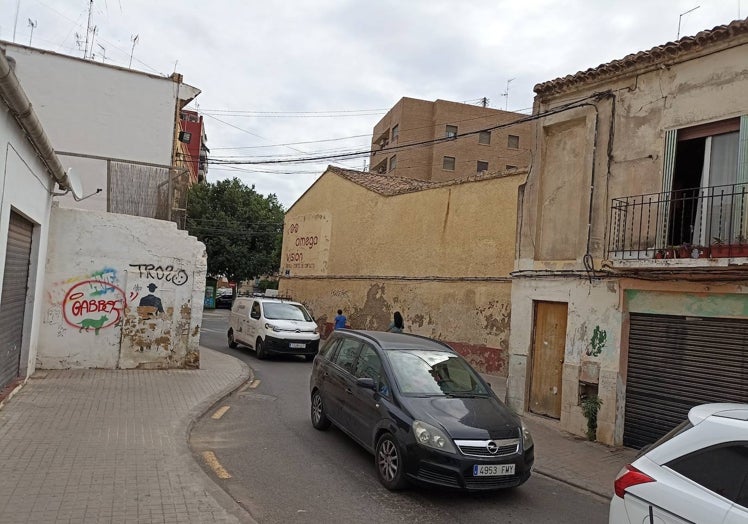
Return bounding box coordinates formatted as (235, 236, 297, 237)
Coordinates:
(370, 97, 533, 183)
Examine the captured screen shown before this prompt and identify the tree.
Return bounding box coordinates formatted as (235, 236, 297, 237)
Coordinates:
(186, 178, 285, 283)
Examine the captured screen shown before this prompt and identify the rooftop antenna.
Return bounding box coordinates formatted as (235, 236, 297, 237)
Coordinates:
(12, 0, 20, 42)
(129, 34, 139, 68)
(501, 78, 515, 110)
(481, 97, 489, 108)
(84, 0, 94, 58)
(27, 19, 36, 46)
(677, 6, 700, 39)
(97, 43, 106, 62)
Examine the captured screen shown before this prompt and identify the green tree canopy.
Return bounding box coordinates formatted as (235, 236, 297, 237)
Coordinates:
(186, 178, 285, 283)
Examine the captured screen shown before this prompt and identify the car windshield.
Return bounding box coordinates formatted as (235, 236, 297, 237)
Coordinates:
(386, 350, 489, 396)
(263, 303, 312, 321)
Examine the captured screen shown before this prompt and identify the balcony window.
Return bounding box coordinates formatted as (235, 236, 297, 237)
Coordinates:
(443, 156, 456, 170)
(477, 161, 488, 173)
(479, 131, 491, 145)
(389, 155, 397, 171)
(446, 125, 458, 139)
(391, 124, 399, 142)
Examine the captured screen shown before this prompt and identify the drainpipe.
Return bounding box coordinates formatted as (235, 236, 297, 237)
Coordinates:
(0, 48, 69, 190)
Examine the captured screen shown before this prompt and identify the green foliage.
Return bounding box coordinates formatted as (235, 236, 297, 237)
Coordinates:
(257, 279, 279, 291)
(581, 395, 603, 441)
(186, 178, 285, 282)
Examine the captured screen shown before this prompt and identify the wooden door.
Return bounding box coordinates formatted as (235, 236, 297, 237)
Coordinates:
(529, 301, 568, 418)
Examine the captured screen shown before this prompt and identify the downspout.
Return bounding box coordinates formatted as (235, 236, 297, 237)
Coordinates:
(0, 48, 69, 190)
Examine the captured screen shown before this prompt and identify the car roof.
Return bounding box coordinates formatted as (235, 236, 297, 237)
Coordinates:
(334, 329, 454, 352)
(689, 403, 748, 424)
(235, 296, 302, 306)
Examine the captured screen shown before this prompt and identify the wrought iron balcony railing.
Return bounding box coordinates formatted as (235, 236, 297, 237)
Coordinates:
(608, 182, 748, 260)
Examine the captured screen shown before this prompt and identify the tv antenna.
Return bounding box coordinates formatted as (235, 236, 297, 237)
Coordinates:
(501, 78, 515, 110)
(97, 43, 106, 62)
(677, 6, 700, 39)
(27, 19, 37, 46)
(129, 34, 139, 68)
(84, 0, 94, 58)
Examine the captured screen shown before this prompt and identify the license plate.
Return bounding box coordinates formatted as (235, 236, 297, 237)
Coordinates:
(289, 342, 306, 349)
(473, 464, 515, 477)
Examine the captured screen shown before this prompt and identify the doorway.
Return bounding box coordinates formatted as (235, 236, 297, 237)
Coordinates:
(529, 301, 568, 418)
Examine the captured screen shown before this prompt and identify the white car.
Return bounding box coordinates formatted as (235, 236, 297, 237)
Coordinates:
(610, 403, 748, 524)
(227, 296, 320, 360)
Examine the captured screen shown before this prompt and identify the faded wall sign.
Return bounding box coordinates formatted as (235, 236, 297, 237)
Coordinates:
(283, 213, 331, 276)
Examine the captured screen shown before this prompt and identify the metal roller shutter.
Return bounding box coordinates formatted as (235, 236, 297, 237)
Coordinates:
(0, 212, 33, 390)
(624, 313, 748, 449)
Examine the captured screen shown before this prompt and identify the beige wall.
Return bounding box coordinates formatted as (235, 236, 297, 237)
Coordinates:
(509, 31, 748, 444)
(280, 168, 524, 374)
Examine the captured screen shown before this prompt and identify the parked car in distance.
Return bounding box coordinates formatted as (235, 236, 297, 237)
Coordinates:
(609, 403, 748, 524)
(215, 292, 234, 309)
(227, 297, 319, 360)
(309, 330, 534, 491)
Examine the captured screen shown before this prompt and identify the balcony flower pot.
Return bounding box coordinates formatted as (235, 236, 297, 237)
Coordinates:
(711, 244, 748, 258)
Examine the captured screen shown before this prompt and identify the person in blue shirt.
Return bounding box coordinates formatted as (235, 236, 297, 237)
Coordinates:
(334, 309, 347, 330)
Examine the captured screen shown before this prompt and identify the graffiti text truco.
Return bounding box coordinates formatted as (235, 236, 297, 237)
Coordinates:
(129, 264, 189, 286)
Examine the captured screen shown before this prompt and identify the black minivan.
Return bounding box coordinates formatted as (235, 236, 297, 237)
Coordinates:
(309, 330, 534, 491)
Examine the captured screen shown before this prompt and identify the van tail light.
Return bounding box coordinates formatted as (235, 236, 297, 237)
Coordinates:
(614, 464, 655, 498)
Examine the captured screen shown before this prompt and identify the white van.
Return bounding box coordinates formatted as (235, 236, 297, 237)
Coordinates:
(228, 297, 320, 360)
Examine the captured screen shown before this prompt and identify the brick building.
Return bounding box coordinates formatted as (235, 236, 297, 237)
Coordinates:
(370, 97, 533, 182)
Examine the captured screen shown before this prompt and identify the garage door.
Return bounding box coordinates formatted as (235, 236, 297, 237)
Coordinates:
(624, 313, 748, 449)
(0, 212, 33, 390)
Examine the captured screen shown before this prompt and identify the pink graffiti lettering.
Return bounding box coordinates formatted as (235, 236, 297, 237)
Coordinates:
(62, 280, 127, 332)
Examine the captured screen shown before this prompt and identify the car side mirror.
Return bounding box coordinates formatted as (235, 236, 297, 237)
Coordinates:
(356, 377, 376, 390)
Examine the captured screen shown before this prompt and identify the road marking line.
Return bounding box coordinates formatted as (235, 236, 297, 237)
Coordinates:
(249, 379, 261, 389)
(211, 405, 230, 420)
(202, 451, 232, 479)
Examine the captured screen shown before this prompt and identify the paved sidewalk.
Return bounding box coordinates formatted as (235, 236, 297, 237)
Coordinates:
(0, 347, 252, 524)
(482, 373, 638, 500)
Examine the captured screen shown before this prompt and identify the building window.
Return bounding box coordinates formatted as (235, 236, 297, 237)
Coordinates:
(508, 135, 520, 149)
(373, 159, 388, 174)
(479, 131, 491, 145)
(389, 155, 397, 171)
(446, 125, 458, 139)
(391, 124, 399, 141)
(663, 116, 746, 245)
(443, 156, 456, 170)
(477, 161, 489, 173)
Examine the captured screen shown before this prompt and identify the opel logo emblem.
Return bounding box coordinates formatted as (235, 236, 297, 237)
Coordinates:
(487, 441, 499, 454)
(295, 329, 301, 333)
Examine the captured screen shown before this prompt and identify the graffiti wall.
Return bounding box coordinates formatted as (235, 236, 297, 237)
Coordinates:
(38, 205, 206, 369)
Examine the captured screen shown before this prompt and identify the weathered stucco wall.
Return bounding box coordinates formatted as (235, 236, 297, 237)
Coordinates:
(283, 279, 512, 375)
(280, 169, 522, 375)
(510, 26, 748, 445)
(38, 205, 206, 369)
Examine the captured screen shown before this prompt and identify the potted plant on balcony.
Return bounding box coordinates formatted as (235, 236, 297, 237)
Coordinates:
(712, 235, 748, 257)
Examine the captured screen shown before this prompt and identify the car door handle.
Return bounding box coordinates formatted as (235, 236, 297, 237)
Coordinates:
(345, 388, 353, 395)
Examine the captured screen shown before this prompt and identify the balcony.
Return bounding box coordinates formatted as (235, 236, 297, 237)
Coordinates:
(608, 182, 748, 262)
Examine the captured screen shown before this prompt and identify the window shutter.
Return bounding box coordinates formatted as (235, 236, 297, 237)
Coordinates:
(658, 129, 678, 248)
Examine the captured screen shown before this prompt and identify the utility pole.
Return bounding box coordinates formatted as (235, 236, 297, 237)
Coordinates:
(129, 34, 139, 68)
(481, 97, 488, 108)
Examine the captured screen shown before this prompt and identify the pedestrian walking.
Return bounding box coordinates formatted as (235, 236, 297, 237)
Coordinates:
(386, 311, 404, 333)
(334, 309, 347, 330)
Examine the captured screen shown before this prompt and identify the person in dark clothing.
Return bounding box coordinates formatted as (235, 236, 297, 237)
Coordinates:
(387, 311, 404, 333)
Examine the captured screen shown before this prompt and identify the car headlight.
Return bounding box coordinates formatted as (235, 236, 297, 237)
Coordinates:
(521, 420, 533, 450)
(264, 322, 281, 332)
(412, 420, 457, 454)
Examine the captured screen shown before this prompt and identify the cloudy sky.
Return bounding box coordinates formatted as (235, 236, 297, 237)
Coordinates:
(0, 0, 744, 208)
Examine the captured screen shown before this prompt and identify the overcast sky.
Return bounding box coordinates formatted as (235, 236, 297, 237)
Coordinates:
(0, 0, 744, 208)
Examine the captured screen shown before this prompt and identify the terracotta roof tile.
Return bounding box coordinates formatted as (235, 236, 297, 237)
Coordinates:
(327, 165, 523, 196)
(535, 18, 748, 97)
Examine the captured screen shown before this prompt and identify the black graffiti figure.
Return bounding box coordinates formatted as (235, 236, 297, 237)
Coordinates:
(139, 283, 164, 314)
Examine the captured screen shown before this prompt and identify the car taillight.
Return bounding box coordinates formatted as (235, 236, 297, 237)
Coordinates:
(614, 464, 655, 498)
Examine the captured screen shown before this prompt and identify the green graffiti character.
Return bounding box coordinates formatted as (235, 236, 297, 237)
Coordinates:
(586, 325, 607, 357)
(78, 315, 109, 335)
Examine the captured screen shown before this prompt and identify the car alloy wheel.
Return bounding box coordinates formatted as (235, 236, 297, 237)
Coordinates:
(311, 391, 331, 430)
(255, 338, 266, 359)
(376, 434, 408, 490)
